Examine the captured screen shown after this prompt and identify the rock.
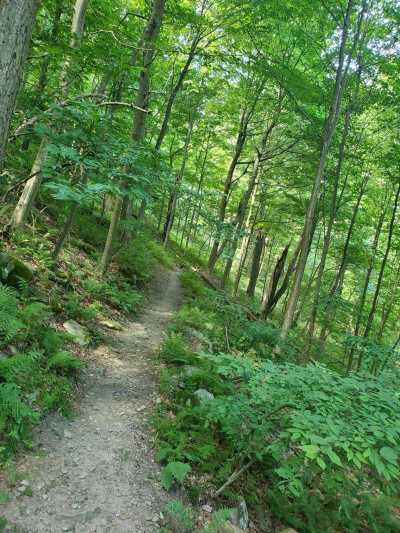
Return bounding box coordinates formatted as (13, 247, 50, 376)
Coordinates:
(218, 522, 243, 533)
(193, 388, 214, 403)
(202, 504, 213, 513)
(0, 253, 34, 287)
(63, 320, 90, 346)
(98, 318, 124, 331)
(229, 500, 249, 530)
(63, 430, 73, 439)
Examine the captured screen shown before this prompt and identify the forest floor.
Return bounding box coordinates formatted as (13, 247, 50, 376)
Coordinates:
(0, 267, 181, 533)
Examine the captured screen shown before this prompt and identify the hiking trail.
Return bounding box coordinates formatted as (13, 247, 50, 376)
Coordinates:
(0, 268, 181, 532)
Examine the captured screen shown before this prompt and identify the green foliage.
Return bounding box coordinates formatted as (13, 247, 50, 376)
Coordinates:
(163, 500, 195, 533)
(160, 334, 197, 366)
(82, 277, 142, 314)
(116, 237, 158, 285)
(180, 271, 207, 299)
(0, 383, 39, 454)
(64, 292, 102, 322)
(47, 351, 85, 376)
(160, 461, 192, 490)
(155, 270, 400, 531)
(0, 284, 82, 459)
(0, 284, 24, 346)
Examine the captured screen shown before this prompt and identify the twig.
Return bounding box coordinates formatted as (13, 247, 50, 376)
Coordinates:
(213, 403, 294, 497)
(214, 461, 254, 497)
(9, 94, 149, 141)
(225, 325, 230, 351)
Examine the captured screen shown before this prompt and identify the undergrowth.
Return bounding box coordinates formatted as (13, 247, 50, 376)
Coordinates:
(154, 270, 400, 533)
(0, 205, 174, 464)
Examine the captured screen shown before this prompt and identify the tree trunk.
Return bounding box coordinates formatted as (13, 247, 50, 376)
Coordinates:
(162, 117, 193, 244)
(155, 34, 200, 151)
(185, 132, 211, 249)
(99, 197, 123, 273)
(53, 203, 79, 259)
(0, 0, 39, 168)
(100, 0, 165, 272)
(246, 230, 265, 298)
(363, 181, 400, 338)
(346, 201, 386, 371)
(308, 101, 353, 340)
(279, 0, 357, 343)
(10, 139, 47, 229)
(208, 107, 252, 272)
(318, 174, 369, 345)
(10, 0, 89, 230)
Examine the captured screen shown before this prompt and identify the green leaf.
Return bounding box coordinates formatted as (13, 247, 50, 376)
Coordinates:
(326, 447, 342, 467)
(317, 456, 327, 470)
(380, 446, 398, 466)
(302, 444, 320, 459)
(160, 462, 192, 490)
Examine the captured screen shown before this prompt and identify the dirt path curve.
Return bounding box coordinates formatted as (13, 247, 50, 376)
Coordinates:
(1, 268, 181, 533)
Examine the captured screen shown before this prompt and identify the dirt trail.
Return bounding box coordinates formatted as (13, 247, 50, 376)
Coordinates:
(0, 268, 181, 533)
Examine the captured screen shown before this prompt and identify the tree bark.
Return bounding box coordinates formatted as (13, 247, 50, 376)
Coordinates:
(208, 107, 253, 272)
(162, 118, 193, 244)
(279, 0, 356, 343)
(363, 181, 400, 339)
(100, 0, 165, 272)
(318, 174, 369, 345)
(0, 0, 39, 168)
(246, 230, 265, 298)
(10, 0, 89, 230)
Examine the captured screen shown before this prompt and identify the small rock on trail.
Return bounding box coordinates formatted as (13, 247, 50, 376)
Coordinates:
(0, 268, 181, 533)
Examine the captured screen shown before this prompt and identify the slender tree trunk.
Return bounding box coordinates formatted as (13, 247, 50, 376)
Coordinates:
(10, 140, 47, 229)
(53, 203, 79, 259)
(99, 197, 123, 273)
(208, 107, 252, 272)
(0, 0, 39, 168)
(319, 174, 369, 345)
(308, 102, 353, 340)
(354, 213, 385, 343)
(155, 34, 200, 152)
(100, 0, 165, 272)
(246, 230, 265, 298)
(10, 0, 89, 230)
(162, 117, 193, 244)
(279, 0, 356, 343)
(185, 133, 211, 249)
(221, 162, 259, 287)
(363, 182, 400, 338)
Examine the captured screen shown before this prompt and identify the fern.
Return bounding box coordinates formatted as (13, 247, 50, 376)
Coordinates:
(0, 283, 25, 345)
(160, 461, 192, 490)
(48, 351, 84, 375)
(0, 383, 39, 450)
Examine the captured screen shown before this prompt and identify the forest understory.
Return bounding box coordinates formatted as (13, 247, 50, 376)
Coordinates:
(1, 0, 400, 532)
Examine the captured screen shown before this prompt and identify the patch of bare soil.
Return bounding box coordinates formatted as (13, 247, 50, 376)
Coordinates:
(0, 268, 181, 532)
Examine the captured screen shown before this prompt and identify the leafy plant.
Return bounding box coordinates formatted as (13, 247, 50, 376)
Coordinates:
(161, 462, 192, 490)
(47, 351, 85, 376)
(163, 499, 195, 533)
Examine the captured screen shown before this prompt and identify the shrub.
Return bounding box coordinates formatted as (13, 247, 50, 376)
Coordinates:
(0, 383, 39, 453)
(47, 351, 85, 376)
(160, 334, 197, 366)
(180, 271, 207, 299)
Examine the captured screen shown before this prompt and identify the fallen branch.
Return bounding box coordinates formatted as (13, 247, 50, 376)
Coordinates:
(214, 461, 254, 497)
(214, 403, 294, 497)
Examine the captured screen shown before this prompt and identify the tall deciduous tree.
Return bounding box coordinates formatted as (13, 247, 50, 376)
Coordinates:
(0, 0, 39, 168)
